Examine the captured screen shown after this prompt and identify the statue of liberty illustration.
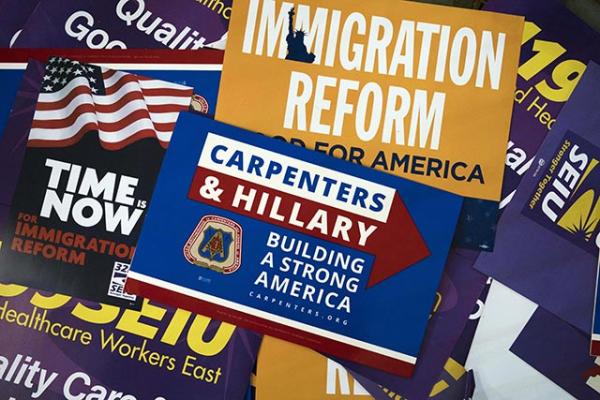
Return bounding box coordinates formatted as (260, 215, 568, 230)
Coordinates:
(285, 7, 315, 64)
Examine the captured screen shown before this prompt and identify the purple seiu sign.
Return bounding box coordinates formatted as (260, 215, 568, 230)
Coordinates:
(485, 0, 600, 209)
(13, 0, 230, 50)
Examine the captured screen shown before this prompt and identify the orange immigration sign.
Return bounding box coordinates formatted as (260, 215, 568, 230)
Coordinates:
(216, 0, 523, 200)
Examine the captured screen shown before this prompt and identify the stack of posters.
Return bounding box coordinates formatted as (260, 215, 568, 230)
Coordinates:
(474, 61, 600, 334)
(465, 0, 600, 395)
(4, 0, 600, 398)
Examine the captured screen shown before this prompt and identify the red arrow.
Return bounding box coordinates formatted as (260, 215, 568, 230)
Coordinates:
(362, 193, 430, 288)
(188, 168, 430, 288)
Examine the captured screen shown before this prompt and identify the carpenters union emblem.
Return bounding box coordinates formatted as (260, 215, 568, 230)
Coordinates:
(183, 215, 242, 274)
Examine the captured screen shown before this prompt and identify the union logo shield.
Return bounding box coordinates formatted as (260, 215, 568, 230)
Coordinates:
(183, 215, 242, 274)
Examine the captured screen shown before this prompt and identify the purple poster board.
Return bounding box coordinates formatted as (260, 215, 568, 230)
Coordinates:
(474, 62, 600, 333)
(0, 0, 40, 47)
(340, 249, 486, 399)
(485, 0, 600, 206)
(14, 0, 229, 50)
(455, 0, 600, 251)
(511, 307, 600, 400)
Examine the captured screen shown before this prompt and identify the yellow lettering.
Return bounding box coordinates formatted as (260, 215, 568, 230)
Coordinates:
(535, 59, 586, 102)
(0, 283, 27, 297)
(518, 39, 565, 81)
(187, 315, 236, 356)
(30, 292, 70, 309)
(72, 302, 120, 324)
(521, 21, 541, 45)
(116, 299, 166, 339)
(161, 308, 192, 345)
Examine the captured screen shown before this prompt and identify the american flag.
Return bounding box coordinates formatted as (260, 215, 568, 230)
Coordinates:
(28, 57, 194, 150)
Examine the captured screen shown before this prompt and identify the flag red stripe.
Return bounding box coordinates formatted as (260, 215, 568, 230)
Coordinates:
(28, 128, 167, 151)
(153, 122, 176, 132)
(28, 122, 99, 148)
(102, 69, 151, 83)
(140, 87, 193, 97)
(36, 86, 91, 111)
(104, 73, 193, 98)
(100, 130, 169, 150)
(104, 73, 140, 95)
(94, 92, 145, 112)
(92, 110, 153, 132)
(101, 70, 192, 101)
(32, 103, 96, 129)
(33, 108, 156, 132)
(147, 104, 190, 113)
(102, 69, 118, 80)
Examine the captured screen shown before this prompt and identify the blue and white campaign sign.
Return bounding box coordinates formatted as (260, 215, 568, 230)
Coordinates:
(126, 113, 463, 376)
